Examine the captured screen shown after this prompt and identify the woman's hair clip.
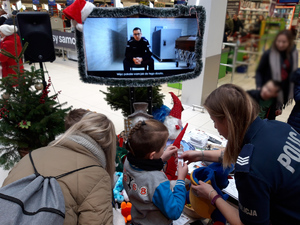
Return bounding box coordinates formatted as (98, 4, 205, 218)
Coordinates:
(141, 121, 146, 126)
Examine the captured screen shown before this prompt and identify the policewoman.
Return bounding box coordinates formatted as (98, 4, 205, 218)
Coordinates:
(181, 84, 300, 225)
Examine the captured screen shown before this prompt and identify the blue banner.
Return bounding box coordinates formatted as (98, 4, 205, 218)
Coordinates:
(66, 0, 74, 5)
(48, 0, 56, 6)
(88, 0, 94, 2)
(32, 0, 39, 4)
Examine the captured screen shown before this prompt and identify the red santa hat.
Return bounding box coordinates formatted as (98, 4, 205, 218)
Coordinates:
(63, 0, 95, 32)
(169, 92, 184, 120)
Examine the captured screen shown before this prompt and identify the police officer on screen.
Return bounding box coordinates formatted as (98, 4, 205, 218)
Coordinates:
(123, 27, 154, 72)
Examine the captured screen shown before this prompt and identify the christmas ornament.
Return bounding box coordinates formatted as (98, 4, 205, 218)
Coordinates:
(18, 120, 31, 129)
(35, 83, 43, 90)
(2, 92, 10, 100)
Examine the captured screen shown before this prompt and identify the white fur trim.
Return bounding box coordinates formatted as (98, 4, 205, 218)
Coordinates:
(81, 1, 95, 22)
(76, 23, 83, 32)
(164, 116, 182, 140)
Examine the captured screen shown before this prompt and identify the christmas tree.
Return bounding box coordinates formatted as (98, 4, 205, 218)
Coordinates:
(101, 86, 165, 117)
(0, 43, 71, 170)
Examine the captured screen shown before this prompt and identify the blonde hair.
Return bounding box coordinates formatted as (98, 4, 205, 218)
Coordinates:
(51, 112, 116, 182)
(204, 84, 259, 167)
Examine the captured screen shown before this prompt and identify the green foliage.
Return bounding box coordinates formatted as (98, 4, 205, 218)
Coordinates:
(101, 86, 165, 117)
(0, 45, 71, 169)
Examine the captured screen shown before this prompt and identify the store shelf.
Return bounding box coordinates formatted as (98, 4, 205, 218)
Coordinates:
(240, 8, 269, 12)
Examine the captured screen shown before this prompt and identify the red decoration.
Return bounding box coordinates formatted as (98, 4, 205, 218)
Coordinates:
(175, 125, 180, 130)
(173, 123, 188, 148)
(169, 92, 184, 120)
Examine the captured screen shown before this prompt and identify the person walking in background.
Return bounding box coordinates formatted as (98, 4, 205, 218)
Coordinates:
(0, 24, 23, 78)
(225, 12, 233, 36)
(232, 14, 243, 35)
(256, 30, 298, 107)
(252, 15, 264, 35)
(288, 69, 300, 133)
(2, 113, 116, 224)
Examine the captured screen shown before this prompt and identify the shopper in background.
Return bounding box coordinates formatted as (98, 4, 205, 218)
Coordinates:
(232, 14, 244, 35)
(181, 84, 300, 225)
(0, 10, 8, 26)
(252, 15, 264, 35)
(225, 12, 233, 36)
(256, 30, 298, 107)
(247, 80, 282, 120)
(288, 69, 300, 133)
(3, 112, 116, 224)
(0, 24, 23, 78)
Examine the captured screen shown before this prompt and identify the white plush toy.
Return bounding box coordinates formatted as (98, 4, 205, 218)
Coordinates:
(164, 92, 184, 140)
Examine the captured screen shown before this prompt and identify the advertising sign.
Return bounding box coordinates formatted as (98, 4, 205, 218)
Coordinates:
(52, 30, 76, 50)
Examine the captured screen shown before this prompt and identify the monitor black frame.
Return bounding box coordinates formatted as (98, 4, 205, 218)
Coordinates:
(76, 5, 206, 87)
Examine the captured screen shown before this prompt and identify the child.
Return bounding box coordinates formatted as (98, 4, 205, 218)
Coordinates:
(247, 80, 282, 120)
(64, 108, 89, 130)
(123, 119, 188, 225)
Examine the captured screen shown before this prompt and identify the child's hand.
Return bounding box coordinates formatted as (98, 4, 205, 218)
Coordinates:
(161, 145, 178, 162)
(275, 110, 282, 116)
(177, 162, 188, 181)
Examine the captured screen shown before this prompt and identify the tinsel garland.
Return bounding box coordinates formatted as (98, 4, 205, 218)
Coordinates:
(76, 5, 206, 87)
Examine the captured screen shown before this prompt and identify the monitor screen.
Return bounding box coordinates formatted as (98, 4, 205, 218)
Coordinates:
(84, 17, 198, 78)
(77, 5, 205, 87)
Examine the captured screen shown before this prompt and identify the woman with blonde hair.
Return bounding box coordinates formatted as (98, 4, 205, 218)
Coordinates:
(2, 112, 116, 224)
(181, 84, 300, 224)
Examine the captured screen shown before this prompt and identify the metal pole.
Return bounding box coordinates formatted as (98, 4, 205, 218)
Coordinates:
(231, 44, 238, 84)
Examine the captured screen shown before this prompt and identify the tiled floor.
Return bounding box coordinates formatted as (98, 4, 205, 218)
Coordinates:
(0, 56, 294, 186)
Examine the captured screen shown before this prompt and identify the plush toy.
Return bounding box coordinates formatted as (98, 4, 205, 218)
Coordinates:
(121, 201, 132, 223)
(113, 172, 124, 203)
(152, 105, 171, 123)
(164, 92, 184, 139)
(63, 0, 95, 32)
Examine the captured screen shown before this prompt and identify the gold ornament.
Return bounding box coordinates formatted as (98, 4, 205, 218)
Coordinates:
(2, 93, 10, 100)
(35, 83, 43, 90)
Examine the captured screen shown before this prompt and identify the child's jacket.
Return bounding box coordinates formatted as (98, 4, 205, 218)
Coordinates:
(123, 153, 186, 225)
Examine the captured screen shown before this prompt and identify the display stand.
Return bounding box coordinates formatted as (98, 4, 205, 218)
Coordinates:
(39, 62, 47, 92)
(129, 87, 153, 114)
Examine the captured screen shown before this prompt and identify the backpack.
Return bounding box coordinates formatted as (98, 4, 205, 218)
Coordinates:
(0, 151, 100, 225)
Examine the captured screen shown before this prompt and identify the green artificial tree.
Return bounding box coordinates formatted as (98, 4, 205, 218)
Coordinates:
(101, 86, 165, 117)
(0, 43, 71, 170)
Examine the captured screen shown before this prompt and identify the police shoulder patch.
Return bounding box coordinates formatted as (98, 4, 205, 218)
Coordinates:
(235, 144, 254, 173)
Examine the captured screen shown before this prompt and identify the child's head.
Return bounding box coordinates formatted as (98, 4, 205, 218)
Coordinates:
(126, 119, 169, 159)
(260, 80, 281, 100)
(64, 108, 89, 130)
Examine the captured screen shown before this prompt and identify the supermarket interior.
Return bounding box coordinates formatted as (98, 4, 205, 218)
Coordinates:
(0, 0, 300, 224)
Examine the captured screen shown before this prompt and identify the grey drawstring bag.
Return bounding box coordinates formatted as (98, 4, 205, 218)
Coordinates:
(0, 151, 100, 225)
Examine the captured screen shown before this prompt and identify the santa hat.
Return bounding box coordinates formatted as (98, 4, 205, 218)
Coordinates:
(63, 0, 95, 32)
(0, 25, 17, 36)
(169, 92, 184, 120)
(173, 123, 188, 148)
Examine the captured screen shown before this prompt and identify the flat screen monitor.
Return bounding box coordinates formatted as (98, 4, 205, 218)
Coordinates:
(77, 5, 205, 87)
